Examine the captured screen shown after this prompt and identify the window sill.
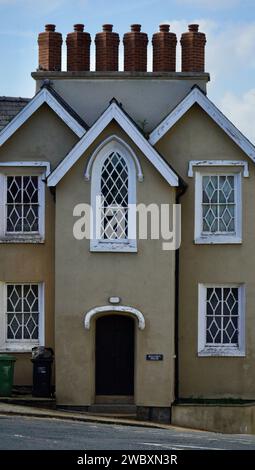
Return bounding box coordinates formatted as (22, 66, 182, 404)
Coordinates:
(0, 236, 44, 244)
(195, 236, 242, 245)
(198, 347, 245, 357)
(90, 241, 137, 253)
(0, 345, 39, 353)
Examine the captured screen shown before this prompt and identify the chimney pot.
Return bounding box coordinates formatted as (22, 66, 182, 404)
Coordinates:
(123, 24, 148, 71)
(74, 24, 84, 32)
(103, 24, 113, 32)
(66, 24, 91, 71)
(95, 25, 119, 71)
(45, 24, 56, 32)
(131, 24, 141, 32)
(159, 24, 170, 32)
(189, 24, 199, 32)
(38, 25, 62, 71)
(181, 24, 206, 72)
(152, 24, 177, 72)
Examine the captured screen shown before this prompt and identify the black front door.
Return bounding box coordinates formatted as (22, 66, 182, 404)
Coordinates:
(96, 315, 134, 395)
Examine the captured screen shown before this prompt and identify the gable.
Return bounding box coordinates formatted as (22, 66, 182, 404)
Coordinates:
(156, 105, 251, 181)
(54, 121, 177, 195)
(149, 87, 255, 164)
(47, 101, 179, 187)
(0, 86, 87, 148)
(0, 104, 79, 170)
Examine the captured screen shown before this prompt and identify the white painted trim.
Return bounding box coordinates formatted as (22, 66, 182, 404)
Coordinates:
(85, 135, 144, 182)
(90, 139, 137, 252)
(0, 282, 45, 352)
(194, 170, 242, 244)
(38, 174, 46, 242)
(39, 283, 45, 347)
(0, 161, 51, 177)
(149, 87, 255, 164)
(47, 102, 179, 187)
(0, 282, 5, 351)
(0, 88, 86, 147)
(198, 283, 245, 357)
(188, 160, 249, 178)
(0, 174, 4, 240)
(84, 305, 145, 330)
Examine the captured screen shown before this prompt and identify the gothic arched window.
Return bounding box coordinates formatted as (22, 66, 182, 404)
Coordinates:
(90, 138, 138, 252)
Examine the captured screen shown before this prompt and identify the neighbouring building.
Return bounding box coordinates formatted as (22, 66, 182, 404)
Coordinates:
(1, 22, 255, 426)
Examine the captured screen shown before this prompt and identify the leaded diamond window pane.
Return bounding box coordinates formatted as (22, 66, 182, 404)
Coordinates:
(202, 175, 236, 234)
(6, 284, 39, 342)
(205, 287, 239, 346)
(100, 152, 129, 240)
(6, 176, 39, 233)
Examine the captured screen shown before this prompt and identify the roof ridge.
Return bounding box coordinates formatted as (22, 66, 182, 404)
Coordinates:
(0, 96, 30, 102)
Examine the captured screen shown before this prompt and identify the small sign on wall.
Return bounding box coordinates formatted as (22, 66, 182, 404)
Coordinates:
(146, 354, 164, 361)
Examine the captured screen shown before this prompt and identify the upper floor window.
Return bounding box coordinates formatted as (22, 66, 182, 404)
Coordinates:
(0, 170, 45, 242)
(90, 138, 138, 252)
(6, 176, 39, 233)
(194, 170, 242, 244)
(101, 152, 128, 241)
(198, 284, 245, 357)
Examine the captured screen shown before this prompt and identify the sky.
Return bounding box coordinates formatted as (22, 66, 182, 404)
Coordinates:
(0, 0, 255, 141)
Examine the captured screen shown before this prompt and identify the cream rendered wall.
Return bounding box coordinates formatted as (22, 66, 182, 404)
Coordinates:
(0, 104, 78, 169)
(54, 122, 176, 407)
(0, 105, 79, 384)
(156, 104, 255, 399)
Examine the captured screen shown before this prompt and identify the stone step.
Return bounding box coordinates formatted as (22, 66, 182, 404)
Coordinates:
(88, 404, 137, 415)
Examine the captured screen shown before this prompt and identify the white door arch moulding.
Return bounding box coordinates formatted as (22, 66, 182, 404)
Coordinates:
(84, 305, 145, 330)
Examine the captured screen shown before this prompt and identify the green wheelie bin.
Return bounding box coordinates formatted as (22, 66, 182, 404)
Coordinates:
(0, 355, 16, 396)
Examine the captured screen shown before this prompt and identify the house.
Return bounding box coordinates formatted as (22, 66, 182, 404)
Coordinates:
(1, 22, 255, 426)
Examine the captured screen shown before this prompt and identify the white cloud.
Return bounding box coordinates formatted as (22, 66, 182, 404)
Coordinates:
(165, 19, 255, 76)
(220, 89, 255, 143)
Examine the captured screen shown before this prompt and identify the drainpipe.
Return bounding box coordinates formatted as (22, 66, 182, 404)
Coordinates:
(174, 183, 187, 403)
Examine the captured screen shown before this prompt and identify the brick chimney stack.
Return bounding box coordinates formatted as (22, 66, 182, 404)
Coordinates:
(66, 24, 91, 71)
(95, 24, 120, 71)
(181, 24, 206, 72)
(123, 24, 148, 72)
(38, 24, 62, 71)
(152, 24, 177, 72)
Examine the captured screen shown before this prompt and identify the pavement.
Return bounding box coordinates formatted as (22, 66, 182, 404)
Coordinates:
(0, 402, 175, 430)
(1, 414, 255, 450)
(1, 402, 255, 450)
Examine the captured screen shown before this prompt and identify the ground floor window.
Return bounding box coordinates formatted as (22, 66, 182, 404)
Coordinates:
(198, 284, 245, 357)
(0, 282, 44, 351)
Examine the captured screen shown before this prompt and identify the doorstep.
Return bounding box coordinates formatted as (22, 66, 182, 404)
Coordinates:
(88, 403, 137, 419)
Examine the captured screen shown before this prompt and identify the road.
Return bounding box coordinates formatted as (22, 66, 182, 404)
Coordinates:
(0, 415, 255, 450)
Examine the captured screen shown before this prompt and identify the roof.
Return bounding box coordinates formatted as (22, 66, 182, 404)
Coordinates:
(149, 85, 255, 162)
(0, 96, 30, 131)
(0, 86, 87, 146)
(47, 99, 180, 188)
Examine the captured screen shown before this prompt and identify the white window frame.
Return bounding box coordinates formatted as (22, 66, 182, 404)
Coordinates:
(0, 164, 46, 243)
(194, 169, 242, 244)
(198, 283, 245, 357)
(90, 140, 137, 252)
(0, 282, 45, 352)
